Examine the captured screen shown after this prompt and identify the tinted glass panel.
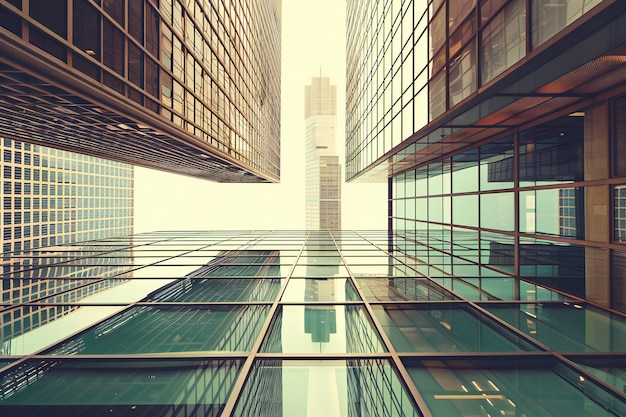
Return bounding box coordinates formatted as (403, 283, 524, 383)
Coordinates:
(0, 359, 241, 416)
(49, 305, 269, 354)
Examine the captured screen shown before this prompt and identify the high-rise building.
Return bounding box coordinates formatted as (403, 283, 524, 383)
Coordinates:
(0, 0, 281, 182)
(1, 137, 134, 354)
(305, 76, 341, 230)
(0, 231, 623, 417)
(1, 137, 133, 255)
(346, 0, 626, 312)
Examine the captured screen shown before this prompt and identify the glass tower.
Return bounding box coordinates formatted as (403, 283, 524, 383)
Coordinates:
(0, 0, 281, 182)
(345, 0, 626, 311)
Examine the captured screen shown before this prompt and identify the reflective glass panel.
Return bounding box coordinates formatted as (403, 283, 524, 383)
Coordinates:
(482, 303, 626, 352)
(282, 278, 359, 302)
(49, 305, 269, 354)
(372, 305, 527, 352)
(0, 359, 241, 416)
(148, 278, 281, 302)
(261, 305, 386, 353)
(406, 358, 617, 417)
(356, 277, 456, 301)
(234, 359, 422, 417)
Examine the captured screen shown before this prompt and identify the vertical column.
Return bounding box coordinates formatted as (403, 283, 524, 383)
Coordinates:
(584, 102, 610, 307)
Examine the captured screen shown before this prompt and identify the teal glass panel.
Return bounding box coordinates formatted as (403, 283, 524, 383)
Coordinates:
(148, 278, 281, 302)
(261, 305, 386, 353)
(575, 359, 626, 393)
(282, 278, 359, 302)
(481, 192, 514, 231)
(520, 280, 569, 301)
(291, 265, 349, 277)
(234, 359, 422, 417)
(0, 359, 241, 416)
(482, 303, 626, 352)
(479, 135, 514, 191)
(49, 305, 269, 354)
(1, 305, 129, 356)
(372, 305, 527, 352)
(356, 277, 456, 301)
(406, 358, 618, 417)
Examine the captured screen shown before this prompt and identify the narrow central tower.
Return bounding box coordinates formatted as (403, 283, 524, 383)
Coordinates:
(304, 76, 341, 230)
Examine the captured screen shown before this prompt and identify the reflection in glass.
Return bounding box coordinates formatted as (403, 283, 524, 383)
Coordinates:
(282, 278, 359, 302)
(373, 305, 527, 352)
(261, 305, 385, 353)
(234, 359, 422, 417)
(518, 238, 585, 297)
(357, 277, 455, 301)
(483, 303, 626, 352)
(50, 305, 269, 354)
(575, 358, 626, 393)
(149, 278, 281, 302)
(519, 114, 584, 186)
(0, 359, 241, 416)
(406, 358, 617, 417)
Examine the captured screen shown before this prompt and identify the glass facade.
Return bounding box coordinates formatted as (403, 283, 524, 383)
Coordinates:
(0, 231, 623, 416)
(346, 1, 626, 313)
(1, 138, 133, 255)
(0, 0, 281, 182)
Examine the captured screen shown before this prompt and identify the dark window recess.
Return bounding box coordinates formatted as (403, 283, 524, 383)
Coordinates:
(29, 25, 67, 62)
(0, 5, 22, 36)
(128, 86, 144, 105)
(103, 20, 124, 75)
(614, 96, 626, 177)
(145, 56, 159, 97)
(104, 72, 124, 94)
(145, 3, 160, 57)
(128, 42, 144, 88)
(73, 52, 100, 81)
(73, 1, 100, 60)
(30, 0, 67, 38)
(128, 0, 144, 43)
(103, 0, 125, 27)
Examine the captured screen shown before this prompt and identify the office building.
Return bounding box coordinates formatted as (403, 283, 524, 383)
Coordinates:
(305, 76, 341, 230)
(0, 0, 281, 182)
(2, 138, 133, 255)
(0, 230, 623, 416)
(345, 0, 626, 311)
(1, 137, 134, 352)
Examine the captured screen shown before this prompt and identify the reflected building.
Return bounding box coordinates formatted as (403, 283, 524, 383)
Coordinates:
(0, 0, 281, 182)
(305, 76, 341, 230)
(346, 0, 626, 313)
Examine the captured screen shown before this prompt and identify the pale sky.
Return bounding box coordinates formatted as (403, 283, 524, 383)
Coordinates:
(133, 0, 387, 233)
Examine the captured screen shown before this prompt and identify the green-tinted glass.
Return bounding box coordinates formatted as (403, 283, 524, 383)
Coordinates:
(372, 305, 528, 352)
(261, 305, 386, 353)
(234, 359, 422, 417)
(49, 305, 269, 354)
(0, 359, 241, 416)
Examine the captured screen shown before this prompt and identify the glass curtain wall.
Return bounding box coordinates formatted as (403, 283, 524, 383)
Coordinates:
(0, 231, 623, 417)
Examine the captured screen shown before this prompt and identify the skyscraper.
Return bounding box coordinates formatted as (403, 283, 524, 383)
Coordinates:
(346, 0, 626, 311)
(1, 137, 133, 255)
(304, 76, 341, 230)
(1, 137, 134, 354)
(0, 0, 281, 182)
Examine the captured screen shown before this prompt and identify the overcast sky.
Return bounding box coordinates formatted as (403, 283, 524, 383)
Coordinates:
(133, 0, 387, 233)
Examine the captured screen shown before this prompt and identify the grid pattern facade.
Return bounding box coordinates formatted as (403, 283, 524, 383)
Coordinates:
(0, 231, 623, 417)
(1, 137, 133, 255)
(346, 1, 626, 312)
(0, 0, 281, 182)
(345, 0, 608, 180)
